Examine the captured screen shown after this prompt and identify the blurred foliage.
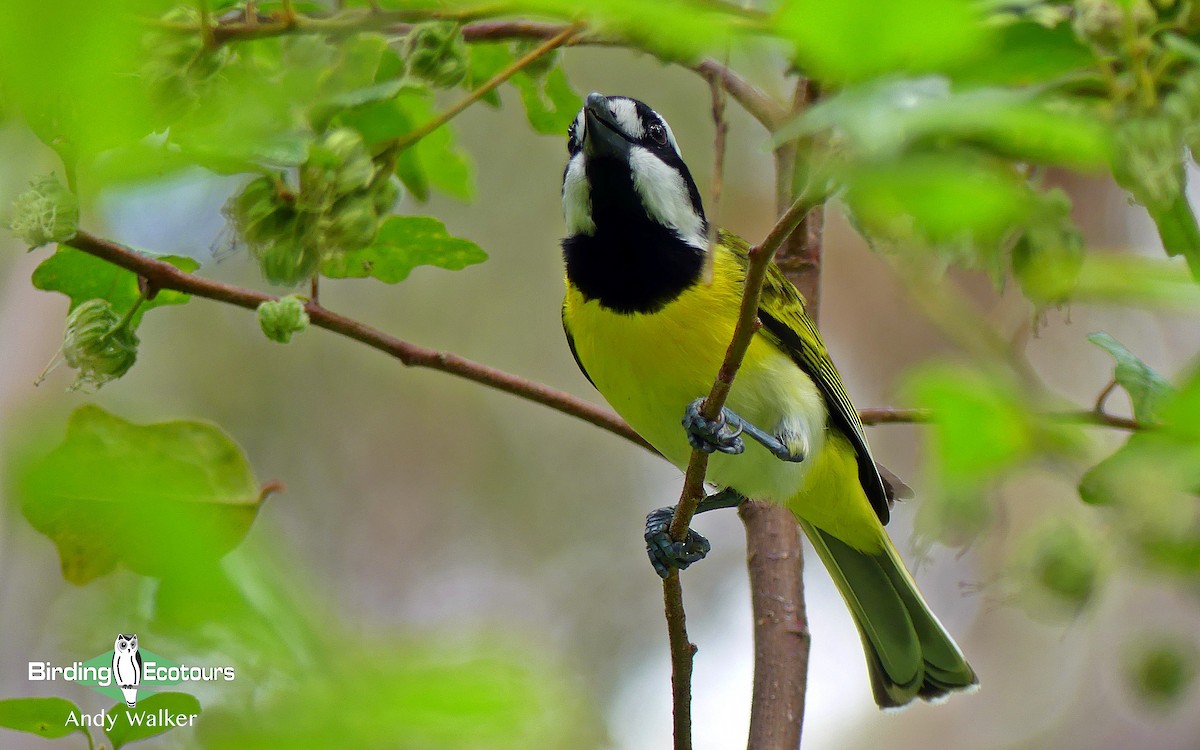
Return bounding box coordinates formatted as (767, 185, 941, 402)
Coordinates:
(5, 0, 1200, 745)
(1126, 637, 1198, 708)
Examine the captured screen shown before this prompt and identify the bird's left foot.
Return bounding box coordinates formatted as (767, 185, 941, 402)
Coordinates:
(644, 506, 711, 579)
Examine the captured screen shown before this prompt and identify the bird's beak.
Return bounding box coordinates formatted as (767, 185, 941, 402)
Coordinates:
(583, 92, 630, 161)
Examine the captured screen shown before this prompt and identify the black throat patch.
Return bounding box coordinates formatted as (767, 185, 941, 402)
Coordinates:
(563, 157, 705, 315)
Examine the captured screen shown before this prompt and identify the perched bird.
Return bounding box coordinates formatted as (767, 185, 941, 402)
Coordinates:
(112, 633, 143, 708)
(559, 92, 977, 708)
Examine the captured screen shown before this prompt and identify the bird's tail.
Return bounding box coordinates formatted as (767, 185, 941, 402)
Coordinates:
(798, 519, 978, 708)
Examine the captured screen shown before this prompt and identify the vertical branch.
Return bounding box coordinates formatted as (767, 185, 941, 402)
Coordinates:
(740, 77, 820, 750)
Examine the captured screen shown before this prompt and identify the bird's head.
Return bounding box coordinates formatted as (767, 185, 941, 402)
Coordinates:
(562, 93, 707, 250)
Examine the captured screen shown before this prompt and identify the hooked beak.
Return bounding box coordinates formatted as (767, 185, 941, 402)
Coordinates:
(583, 92, 630, 161)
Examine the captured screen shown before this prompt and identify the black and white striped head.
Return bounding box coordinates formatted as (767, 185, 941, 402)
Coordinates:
(562, 93, 707, 250)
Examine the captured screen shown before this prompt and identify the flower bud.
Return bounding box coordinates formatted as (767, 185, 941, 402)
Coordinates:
(9, 174, 79, 248)
(257, 295, 310, 343)
(62, 299, 139, 391)
(371, 175, 402, 216)
(302, 129, 376, 206)
(1112, 116, 1184, 212)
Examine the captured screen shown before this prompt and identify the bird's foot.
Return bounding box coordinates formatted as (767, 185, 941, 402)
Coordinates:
(682, 398, 745, 455)
(644, 506, 711, 579)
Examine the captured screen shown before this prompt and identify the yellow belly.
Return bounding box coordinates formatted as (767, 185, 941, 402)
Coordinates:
(562, 253, 885, 551)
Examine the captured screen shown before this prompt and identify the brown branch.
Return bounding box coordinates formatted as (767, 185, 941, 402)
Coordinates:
(64, 231, 652, 451)
(661, 189, 819, 750)
(740, 77, 821, 750)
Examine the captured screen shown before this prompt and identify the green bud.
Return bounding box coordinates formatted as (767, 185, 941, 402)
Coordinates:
(324, 193, 379, 252)
(404, 23, 468, 88)
(253, 237, 321, 287)
(1073, 0, 1129, 49)
(1128, 638, 1197, 708)
(9, 174, 79, 248)
(1020, 519, 1103, 613)
(1012, 189, 1084, 304)
(62, 299, 139, 391)
(257, 295, 310, 344)
(512, 39, 559, 78)
(227, 176, 298, 246)
(1112, 116, 1185, 212)
(371, 175, 402, 216)
(302, 129, 376, 205)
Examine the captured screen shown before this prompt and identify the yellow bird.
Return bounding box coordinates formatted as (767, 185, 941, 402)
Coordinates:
(559, 92, 977, 708)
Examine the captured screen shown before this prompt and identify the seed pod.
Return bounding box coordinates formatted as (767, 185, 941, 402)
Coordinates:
(62, 299, 139, 391)
(257, 295, 310, 344)
(371, 175, 402, 216)
(324, 193, 379, 252)
(9, 174, 79, 248)
(253, 237, 321, 287)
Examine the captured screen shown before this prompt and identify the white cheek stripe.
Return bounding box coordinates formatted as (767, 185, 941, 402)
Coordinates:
(629, 147, 706, 249)
(562, 153, 595, 235)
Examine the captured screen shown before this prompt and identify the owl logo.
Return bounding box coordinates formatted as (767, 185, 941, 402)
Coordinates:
(112, 634, 143, 708)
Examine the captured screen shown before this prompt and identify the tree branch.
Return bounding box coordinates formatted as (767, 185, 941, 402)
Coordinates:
(661, 188, 820, 750)
(156, 10, 785, 132)
(63, 231, 652, 451)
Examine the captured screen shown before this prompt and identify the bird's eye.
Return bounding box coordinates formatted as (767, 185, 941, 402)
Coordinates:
(648, 122, 668, 146)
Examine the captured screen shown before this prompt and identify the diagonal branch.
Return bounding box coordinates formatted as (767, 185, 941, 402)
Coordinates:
(64, 231, 651, 451)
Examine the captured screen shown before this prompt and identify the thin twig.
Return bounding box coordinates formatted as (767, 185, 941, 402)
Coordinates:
(64, 231, 652, 451)
(391, 24, 580, 151)
(661, 192, 819, 750)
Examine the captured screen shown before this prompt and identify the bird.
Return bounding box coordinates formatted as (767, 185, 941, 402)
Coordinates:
(559, 92, 978, 708)
(112, 633, 143, 708)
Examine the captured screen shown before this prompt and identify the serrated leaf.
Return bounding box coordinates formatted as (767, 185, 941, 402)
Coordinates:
(774, 0, 990, 83)
(510, 67, 580, 135)
(33, 246, 197, 329)
(106, 693, 201, 749)
(321, 216, 487, 283)
(0, 697, 87, 742)
(14, 405, 270, 584)
(1087, 332, 1173, 423)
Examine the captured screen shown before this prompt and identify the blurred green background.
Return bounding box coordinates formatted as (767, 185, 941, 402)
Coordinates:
(3, 2, 1200, 749)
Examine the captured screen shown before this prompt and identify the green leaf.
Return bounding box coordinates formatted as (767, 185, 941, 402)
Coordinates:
(1017, 519, 1104, 614)
(14, 405, 270, 584)
(32, 246, 197, 330)
(950, 20, 1093, 87)
(1087, 333, 1173, 423)
(321, 216, 487, 283)
(905, 364, 1031, 478)
(782, 78, 1113, 168)
(465, 44, 515, 107)
(1147, 190, 1200, 280)
(774, 0, 990, 83)
(1070, 254, 1200, 309)
(0, 697, 87, 742)
(510, 67, 580, 135)
(843, 153, 1035, 245)
(106, 693, 201, 749)
(196, 639, 599, 750)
